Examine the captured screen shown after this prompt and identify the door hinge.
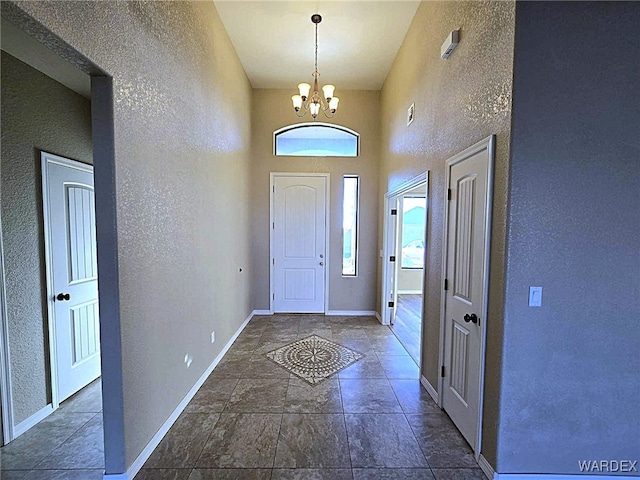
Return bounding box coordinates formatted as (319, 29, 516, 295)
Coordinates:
(388, 301, 394, 308)
(272, 258, 274, 265)
(389, 256, 396, 262)
(447, 188, 452, 201)
(272, 185, 275, 192)
(272, 293, 275, 300)
(444, 279, 449, 291)
(391, 209, 397, 215)
(441, 365, 446, 377)
(272, 222, 275, 229)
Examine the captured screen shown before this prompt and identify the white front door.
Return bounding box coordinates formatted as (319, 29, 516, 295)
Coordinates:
(441, 137, 494, 452)
(271, 174, 327, 313)
(42, 153, 100, 403)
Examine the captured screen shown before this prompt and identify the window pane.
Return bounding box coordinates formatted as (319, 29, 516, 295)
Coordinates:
(342, 176, 359, 276)
(275, 124, 359, 157)
(401, 197, 426, 269)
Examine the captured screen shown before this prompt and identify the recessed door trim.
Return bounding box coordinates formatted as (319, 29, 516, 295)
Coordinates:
(438, 135, 495, 459)
(42, 152, 96, 409)
(269, 172, 330, 314)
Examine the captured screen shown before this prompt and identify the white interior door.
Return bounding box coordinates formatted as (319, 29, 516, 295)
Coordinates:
(272, 174, 327, 313)
(441, 137, 493, 452)
(43, 153, 100, 403)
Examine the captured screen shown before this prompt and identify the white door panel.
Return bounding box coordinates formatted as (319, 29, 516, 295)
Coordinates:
(442, 138, 493, 452)
(43, 154, 100, 402)
(272, 175, 327, 313)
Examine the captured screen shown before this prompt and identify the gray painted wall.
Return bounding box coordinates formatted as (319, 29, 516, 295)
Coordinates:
(498, 2, 640, 473)
(1, 51, 93, 424)
(5, 1, 254, 470)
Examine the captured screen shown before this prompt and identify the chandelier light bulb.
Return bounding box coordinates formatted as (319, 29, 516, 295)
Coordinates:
(292, 95, 303, 111)
(322, 84, 335, 101)
(329, 96, 339, 112)
(310, 102, 320, 118)
(298, 83, 311, 100)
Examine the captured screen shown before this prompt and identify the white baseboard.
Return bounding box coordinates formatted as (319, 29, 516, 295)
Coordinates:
(106, 310, 255, 480)
(398, 290, 422, 295)
(252, 309, 272, 315)
(326, 310, 377, 316)
(420, 375, 438, 404)
(375, 311, 382, 322)
(478, 454, 495, 479)
(494, 476, 639, 480)
(14, 404, 54, 438)
(477, 455, 639, 480)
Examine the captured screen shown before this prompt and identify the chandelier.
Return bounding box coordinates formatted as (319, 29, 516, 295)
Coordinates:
(291, 14, 339, 119)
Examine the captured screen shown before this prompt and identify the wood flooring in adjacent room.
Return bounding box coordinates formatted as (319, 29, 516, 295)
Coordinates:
(390, 294, 423, 366)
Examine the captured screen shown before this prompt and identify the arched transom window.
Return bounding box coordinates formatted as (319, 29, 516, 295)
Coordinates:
(274, 122, 360, 157)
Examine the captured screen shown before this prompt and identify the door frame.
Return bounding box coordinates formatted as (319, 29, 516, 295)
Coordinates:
(438, 135, 495, 458)
(0, 219, 14, 445)
(380, 172, 428, 327)
(41, 152, 95, 410)
(269, 172, 331, 314)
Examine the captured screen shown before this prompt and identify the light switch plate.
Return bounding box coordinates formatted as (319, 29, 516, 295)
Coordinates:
(529, 286, 542, 307)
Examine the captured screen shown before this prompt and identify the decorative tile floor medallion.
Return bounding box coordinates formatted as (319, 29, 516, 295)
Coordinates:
(265, 335, 364, 385)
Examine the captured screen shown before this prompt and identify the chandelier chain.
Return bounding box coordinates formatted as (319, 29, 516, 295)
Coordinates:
(314, 21, 318, 74)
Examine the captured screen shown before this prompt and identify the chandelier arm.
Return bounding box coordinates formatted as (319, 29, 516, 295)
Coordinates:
(322, 109, 336, 119)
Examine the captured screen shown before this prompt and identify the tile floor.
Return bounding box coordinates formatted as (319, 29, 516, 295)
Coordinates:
(0, 377, 104, 479)
(0, 315, 486, 480)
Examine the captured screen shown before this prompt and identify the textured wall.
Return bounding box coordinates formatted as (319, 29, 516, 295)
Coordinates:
(250, 89, 380, 312)
(6, 1, 253, 469)
(379, 1, 515, 465)
(1, 51, 93, 424)
(498, 2, 640, 473)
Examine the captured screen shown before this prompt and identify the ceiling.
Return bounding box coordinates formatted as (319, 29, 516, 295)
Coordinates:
(214, 1, 420, 91)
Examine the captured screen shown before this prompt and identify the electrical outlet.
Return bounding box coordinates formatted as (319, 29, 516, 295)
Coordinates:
(211, 331, 216, 344)
(184, 353, 193, 368)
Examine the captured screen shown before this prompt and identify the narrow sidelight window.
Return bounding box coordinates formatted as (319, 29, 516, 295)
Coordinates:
(342, 176, 359, 276)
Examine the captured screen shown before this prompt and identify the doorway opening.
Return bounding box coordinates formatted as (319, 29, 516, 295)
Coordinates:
(0, 9, 121, 476)
(381, 173, 428, 367)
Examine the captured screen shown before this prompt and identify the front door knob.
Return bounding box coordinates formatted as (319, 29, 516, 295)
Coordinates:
(56, 293, 71, 301)
(319, 262, 324, 266)
(463, 313, 478, 324)
(319, 254, 324, 258)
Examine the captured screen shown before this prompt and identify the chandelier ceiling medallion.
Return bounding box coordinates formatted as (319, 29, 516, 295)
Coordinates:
(291, 14, 339, 120)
